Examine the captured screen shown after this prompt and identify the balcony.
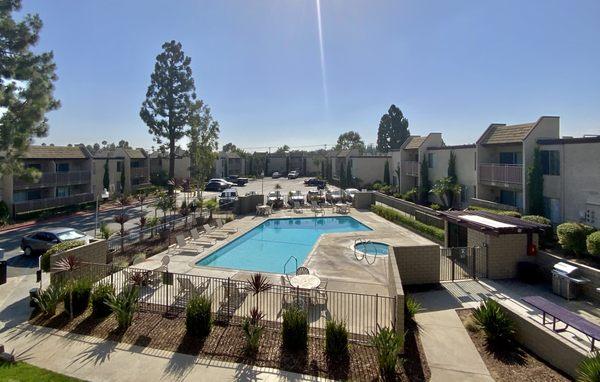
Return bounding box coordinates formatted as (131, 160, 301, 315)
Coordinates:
(403, 161, 419, 176)
(13, 171, 91, 190)
(13, 193, 94, 214)
(130, 167, 148, 179)
(479, 163, 523, 185)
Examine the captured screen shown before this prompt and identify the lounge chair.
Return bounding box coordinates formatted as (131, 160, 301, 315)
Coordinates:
(216, 219, 237, 233)
(311, 200, 324, 216)
(203, 224, 229, 240)
(177, 277, 211, 297)
(189, 228, 217, 246)
(217, 281, 248, 319)
(174, 235, 205, 254)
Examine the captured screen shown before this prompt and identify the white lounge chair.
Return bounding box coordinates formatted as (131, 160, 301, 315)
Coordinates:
(216, 219, 237, 233)
(173, 235, 204, 254)
(293, 201, 303, 213)
(311, 200, 324, 216)
(177, 277, 210, 297)
(203, 224, 229, 239)
(189, 228, 217, 246)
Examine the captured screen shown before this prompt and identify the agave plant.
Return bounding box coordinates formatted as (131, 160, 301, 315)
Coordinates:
(369, 325, 404, 379)
(578, 351, 600, 382)
(242, 307, 265, 354)
(472, 299, 515, 349)
(53, 255, 82, 320)
(33, 284, 64, 316)
(107, 285, 139, 330)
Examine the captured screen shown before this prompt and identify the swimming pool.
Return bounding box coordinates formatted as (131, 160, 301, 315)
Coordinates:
(196, 216, 371, 273)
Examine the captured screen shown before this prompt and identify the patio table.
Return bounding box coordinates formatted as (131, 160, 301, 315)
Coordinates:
(289, 274, 321, 289)
(256, 204, 272, 216)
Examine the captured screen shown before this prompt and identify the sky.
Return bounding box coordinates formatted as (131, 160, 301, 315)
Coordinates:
(20, 0, 600, 151)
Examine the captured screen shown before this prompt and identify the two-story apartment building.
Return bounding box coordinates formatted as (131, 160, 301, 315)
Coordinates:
(1, 145, 94, 217)
(149, 149, 190, 181)
(390, 133, 444, 194)
(93, 148, 150, 195)
(214, 152, 245, 177)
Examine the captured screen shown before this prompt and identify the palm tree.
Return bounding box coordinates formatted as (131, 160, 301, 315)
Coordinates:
(53, 255, 82, 320)
(139, 216, 147, 242)
(154, 192, 175, 230)
(205, 198, 218, 222)
(114, 213, 130, 253)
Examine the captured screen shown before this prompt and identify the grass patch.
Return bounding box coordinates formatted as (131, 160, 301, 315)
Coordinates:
(0, 360, 82, 381)
(371, 204, 444, 242)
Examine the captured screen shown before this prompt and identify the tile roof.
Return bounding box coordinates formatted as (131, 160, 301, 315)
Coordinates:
(404, 136, 426, 149)
(124, 148, 146, 159)
(480, 123, 535, 145)
(23, 145, 88, 159)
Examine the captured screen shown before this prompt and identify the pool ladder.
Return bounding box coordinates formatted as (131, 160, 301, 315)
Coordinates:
(354, 237, 378, 265)
(283, 255, 298, 280)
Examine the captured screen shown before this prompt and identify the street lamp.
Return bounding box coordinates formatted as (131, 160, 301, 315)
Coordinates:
(94, 188, 110, 238)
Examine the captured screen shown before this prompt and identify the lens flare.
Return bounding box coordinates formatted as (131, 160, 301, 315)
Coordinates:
(316, 0, 328, 109)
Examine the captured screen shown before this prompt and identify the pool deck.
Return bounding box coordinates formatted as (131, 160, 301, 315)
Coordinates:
(136, 207, 437, 296)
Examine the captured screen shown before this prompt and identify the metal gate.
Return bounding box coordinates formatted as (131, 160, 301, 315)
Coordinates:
(440, 246, 487, 281)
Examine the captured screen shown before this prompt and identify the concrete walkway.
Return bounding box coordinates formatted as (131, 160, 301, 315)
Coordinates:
(0, 274, 326, 382)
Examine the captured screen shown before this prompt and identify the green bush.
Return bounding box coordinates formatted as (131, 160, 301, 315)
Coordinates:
(63, 278, 92, 316)
(107, 285, 139, 330)
(186, 295, 212, 337)
(282, 307, 308, 351)
(325, 320, 348, 360)
(587, 231, 600, 256)
(99, 222, 111, 239)
(371, 204, 444, 242)
(90, 283, 115, 317)
(577, 351, 600, 382)
(369, 326, 404, 379)
(557, 222, 595, 255)
(405, 296, 422, 322)
(33, 284, 64, 316)
(472, 299, 515, 349)
(403, 188, 418, 203)
(467, 205, 521, 218)
(40, 240, 85, 272)
(521, 215, 553, 246)
(430, 203, 441, 211)
(0, 200, 10, 226)
(242, 308, 264, 354)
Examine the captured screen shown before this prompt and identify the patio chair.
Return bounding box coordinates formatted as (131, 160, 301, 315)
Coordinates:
(310, 200, 324, 216)
(189, 228, 217, 246)
(177, 277, 211, 297)
(312, 280, 328, 306)
(174, 235, 205, 254)
(203, 224, 229, 240)
(217, 281, 248, 319)
(296, 266, 310, 275)
(216, 219, 238, 233)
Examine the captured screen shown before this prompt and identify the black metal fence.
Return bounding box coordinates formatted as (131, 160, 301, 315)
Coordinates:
(55, 262, 397, 343)
(440, 246, 487, 281)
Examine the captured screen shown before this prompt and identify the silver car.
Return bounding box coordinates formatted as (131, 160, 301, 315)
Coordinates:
(20, 227, 90, 256)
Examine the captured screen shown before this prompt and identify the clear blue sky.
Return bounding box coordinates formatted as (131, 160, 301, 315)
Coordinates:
(22, 0, 600, 150)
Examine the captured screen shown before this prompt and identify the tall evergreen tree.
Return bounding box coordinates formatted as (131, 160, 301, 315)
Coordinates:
(339, 162, 346, 188)
(103, 157, 110, 191)
(188, 100, 219, 195)
(335, 131, 365, 151)
(447, 150, 457, 184)
(383, 160, 390, 184)
(376, 105, 410, 153)
(527, 147, 545, 215)
(1, 0, 60, 179)
(140, 41, 196, 194)
(419, 158, 430, 204)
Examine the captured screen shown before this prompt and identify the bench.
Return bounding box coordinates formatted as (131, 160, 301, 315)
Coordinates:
(522, 295, 600, 351)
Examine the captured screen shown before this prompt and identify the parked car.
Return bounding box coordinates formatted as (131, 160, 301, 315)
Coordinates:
(21, 228, 92, 256)
(344, 188, 360, 202)
(271, 171, 282, 179)
(267, 190, 284, 208)
(226, 175, 248, 186)
(288, 190, 305, 206)
(209, 178, 235, 187)
(306, 189, 326, 204)
(326, 189, 344, 204)
(304, 178, 326, 189)
(219, 188, 238, 209)
(287, 170, 299, 179)
(205, 180, 230, 192)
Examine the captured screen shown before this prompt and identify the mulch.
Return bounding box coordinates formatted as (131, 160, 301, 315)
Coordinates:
(31, 307, 429, 381)
(456, 309, 571, 382)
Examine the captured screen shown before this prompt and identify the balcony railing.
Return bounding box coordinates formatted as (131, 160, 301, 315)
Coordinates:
(130, 167, 148, 179)
(403, 161, 419, 176)
(13, 171, 91, 189)
(479, 163, 523, 185)
(13, 193, 94, 214)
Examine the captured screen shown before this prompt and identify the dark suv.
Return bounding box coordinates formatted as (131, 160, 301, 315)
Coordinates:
(304, 178, 326, 189)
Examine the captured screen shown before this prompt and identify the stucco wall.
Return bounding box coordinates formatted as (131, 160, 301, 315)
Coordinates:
(427, 146, 477, 207)
(350, 156, 390, 186)
(387, 248, 405, 341)
(393, 245, 440, 285)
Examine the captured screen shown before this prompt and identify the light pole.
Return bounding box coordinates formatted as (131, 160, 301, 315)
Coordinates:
(94, 188, 110, 238)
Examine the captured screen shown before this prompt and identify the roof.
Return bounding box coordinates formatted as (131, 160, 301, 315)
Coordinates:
(23, 145, 88, 159)
(404, 136, 426, 149)
(94, 148, 125, 159)
(538, 136, 600, 145)
(124, 148, 146, 159)
(438, 210, 549, 235)
(479, 123, 535, 145)
(428, 144, 476, 151)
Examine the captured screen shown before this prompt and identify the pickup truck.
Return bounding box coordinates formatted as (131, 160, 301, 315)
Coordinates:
(226, 175, 249, 186)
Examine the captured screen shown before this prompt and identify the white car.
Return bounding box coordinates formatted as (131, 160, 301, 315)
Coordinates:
(344, 188, 360, 201)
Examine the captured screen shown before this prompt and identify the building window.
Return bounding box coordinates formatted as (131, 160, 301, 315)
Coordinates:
(131, 161, 141, 168)
(56, 186, 69, 198)
(116, 161, 123, 172)
(427, 153, 434, 168)
(541, 150, 560, 175)
(56, 163, 70, 172)
(499, 152, 522, 165)
(544, 197, 562, 224)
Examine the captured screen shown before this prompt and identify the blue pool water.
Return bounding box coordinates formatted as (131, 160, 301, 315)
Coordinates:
(196, 216, 371, 273)
(354, 241, 389, 256)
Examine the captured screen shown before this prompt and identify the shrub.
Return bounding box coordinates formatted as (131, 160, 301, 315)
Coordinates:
(521, 215, 553, 245)
(369, 326, 404, 379)
(557, 222, 595, 255)
(577, 351, 600, 382)
(587, 231, 600, 256)
(63, 278, 92, 316)
(99, 222, 111, 239)
(325, 320, 348, 360)
(186, 295, 212, 337)
(242, 308, 264, 354)
(403, 188, 418, 203)
(371, 204, 444, 242)
(472, 299, 515, 349)
(107, 285, 139, 330)
(282, 307, 308, 351)
(467, 205, 521, 218)
(430, 203, 441, 211)
(405, 296, 422, 322)
(90, 283, 115, 317)
(33, 284, 64, 316)
(0, 200, 10, 226)
(40, 240, 85, 272)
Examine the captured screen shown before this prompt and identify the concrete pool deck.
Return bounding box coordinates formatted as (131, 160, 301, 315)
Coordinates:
(135, 208, 437, 296)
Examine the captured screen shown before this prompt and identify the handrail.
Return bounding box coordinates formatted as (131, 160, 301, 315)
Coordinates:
(283, 255, 298, 280)
(354, 237, 377, 265)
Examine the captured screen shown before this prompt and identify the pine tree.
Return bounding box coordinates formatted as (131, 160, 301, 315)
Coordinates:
(346, 160, 352, 187)
(447, 150, 457, 184)
(0, 0, 60, 178)
(383, 160, 390, 184)
(419, 158, 430, 204)
(527, 147, 545, 215)
(103, 157, 110, 191)
(339, 162, 346, 188)
(376, 105, 410, 153)
(140, 41, 197, 194)
(188, 101, 219, 194)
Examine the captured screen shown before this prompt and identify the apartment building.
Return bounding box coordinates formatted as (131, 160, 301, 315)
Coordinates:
(149, 149, 190, 181)
(93, 148, 150, 195)
(348, 155, 391, 186)
(390, 133, 444, 194)
(426, 144, 477, 208)
(537, 136, 600, 227)
(1, 145, 94, 217)
(214, 152, 246, 177)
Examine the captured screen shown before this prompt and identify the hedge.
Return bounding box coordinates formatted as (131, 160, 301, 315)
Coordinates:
(556, 222, 595, 255)
(371, 204, 444, 242)
(521, 215, 553, 246)
(467, 205, 521, 218)
(587, 231, 600, 256)
(41, 240, 85, 272)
